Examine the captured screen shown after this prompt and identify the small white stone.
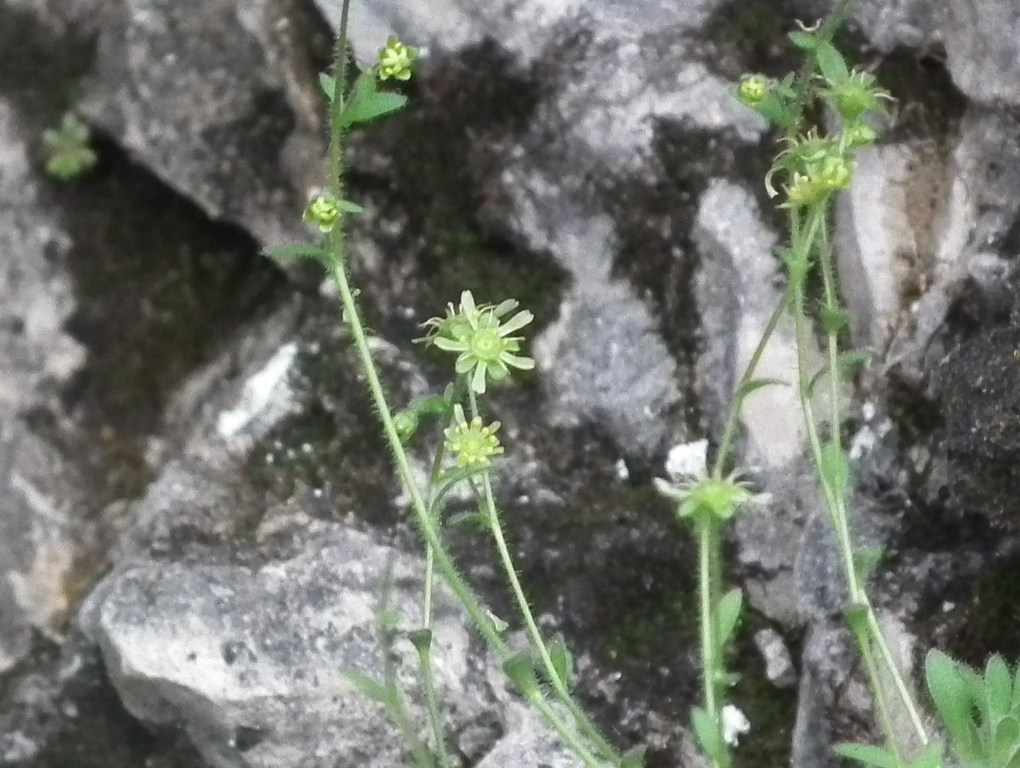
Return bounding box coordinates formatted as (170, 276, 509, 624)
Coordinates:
(614, 458, 630, 481)
(721, 704, 750, 747)
(664, 439, 708, 481)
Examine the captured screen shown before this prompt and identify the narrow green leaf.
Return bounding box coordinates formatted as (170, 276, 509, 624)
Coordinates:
(925, 650, 981, 760)
(547, 633, 573, 689)
(815, 40, 850, 84)
(986, 655, 1013, 723)
(318, 72, 337, 102)
(788, 30, 821, 50)
(502, 651, 539, 697)
(340, 73, 408, 127)
(832, 742, 901, 768)
(337, 199, 364, 214)
(691, 707, 726, 765)
(819, 441, 850, 500)
(262, 243, 330, 264)
(620, 745, 646, 768)
(908, 740, 944, 768)
(993, 715, 1020, 766)
(735, 377, 787, 402)
(343, 669, 397, 707)
(429, 465, 492, 516)
(715, 588, 743, 648)
(854, 545, 886, 584)
(807, 349, 874, 396)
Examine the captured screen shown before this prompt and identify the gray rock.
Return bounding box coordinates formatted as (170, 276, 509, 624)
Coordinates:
(474, 703, 581, 768)
(80, 0, 324, 247)
(945, 0, 1020, 106)
(753, 627, 797, 689)
(82, 525, 484, 768)
(0, 96, 88, 674)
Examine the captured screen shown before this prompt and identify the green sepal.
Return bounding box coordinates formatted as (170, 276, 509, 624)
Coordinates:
(502, 651, 540, 698)
(715, 588, 743, 648)
(262, 243, 331, 265)
(340, 71, 408, 127)
(691, 707, 726, 765)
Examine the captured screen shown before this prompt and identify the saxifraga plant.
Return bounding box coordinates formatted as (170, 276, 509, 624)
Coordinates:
(263, 1, 1020, 767)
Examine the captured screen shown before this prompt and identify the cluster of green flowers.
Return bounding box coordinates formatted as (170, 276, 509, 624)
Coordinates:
(737, 34, 890, 209)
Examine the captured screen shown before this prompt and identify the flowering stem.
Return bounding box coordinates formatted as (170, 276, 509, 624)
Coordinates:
(789, 202, 926, 758)
(466, 390, 619, 764)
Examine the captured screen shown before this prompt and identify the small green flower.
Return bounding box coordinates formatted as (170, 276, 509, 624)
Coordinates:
(444, 405, 503, 468)
(737, 74, 770, 107)
(655, 446, 770, 525)
(822, 70, 890, 122)
(303, 193, 340, 233)
(843, 122, 877, 149)
(427, 291, 535, 394)
(377, 35, 417, 82)
(815, 155, 853, 190)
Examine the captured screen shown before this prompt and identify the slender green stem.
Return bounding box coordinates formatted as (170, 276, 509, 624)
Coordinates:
(698, 519, 727, 768)
(466, 389, 619, 763)
(527, 693, 605, 768)
(415, 641, 452, 768)
(711, 285, 794, 479)
(815, 222, 930, 746)
(852, 625, 905, 768)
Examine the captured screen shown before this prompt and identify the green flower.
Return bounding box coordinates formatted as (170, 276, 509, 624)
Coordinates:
(843, 122, 877, 149)
(303, 193, 340, 233)
(377, 35, 417, 82)
(654, 446, 770, 525)
(427, 291, 535, 394)
(444, 405, 503, 468)
(821, 70, 890, 122)
(737, 74, 770, 107)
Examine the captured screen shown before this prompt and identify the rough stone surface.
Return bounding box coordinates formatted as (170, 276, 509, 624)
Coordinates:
(80, 0, 326, 247)
(81, 525, 483, 768)
(0, 96, 88, 674)
(944, 0, 1020, 107)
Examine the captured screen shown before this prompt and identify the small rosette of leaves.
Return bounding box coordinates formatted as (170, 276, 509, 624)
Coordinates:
(924, 650, 1020, 768)
(420, 290, 535, 394)
(42, 113, 98, 181)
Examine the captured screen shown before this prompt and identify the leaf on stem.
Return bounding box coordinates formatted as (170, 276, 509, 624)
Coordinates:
(620, 745, 647, 768)
(502, 651, 540, 698)
(691, 707, 726, 765)
(814, 40, 850, 84)
(735, 377, 787, 402)
(819, 441, 850, 500)
(262, 243, 330, 266)
(832, 742, 902, 768)
(343, 669, 398, 708)
(547, 633, 573, 689)
(715, 588, 743, 648)
(806, 349, 875, 397)
(340, 72, 408, 127)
